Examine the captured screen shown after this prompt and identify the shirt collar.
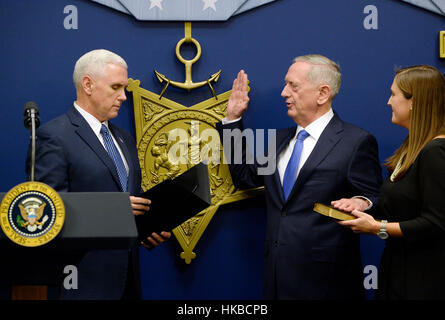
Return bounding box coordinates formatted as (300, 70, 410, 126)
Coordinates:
(296, 108, 334, 140)
(73, 102, 109, 136)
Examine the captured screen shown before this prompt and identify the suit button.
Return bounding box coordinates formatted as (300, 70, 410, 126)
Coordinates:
(274, 240, 280, 247)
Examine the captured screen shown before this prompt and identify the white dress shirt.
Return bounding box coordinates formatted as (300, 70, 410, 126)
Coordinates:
(277, 109, 334, 184)
(74, 102, 129, 174)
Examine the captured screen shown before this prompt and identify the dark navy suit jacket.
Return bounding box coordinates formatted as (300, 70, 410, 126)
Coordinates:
(217, 113, 382, 299)
(27, 105, 142, 299)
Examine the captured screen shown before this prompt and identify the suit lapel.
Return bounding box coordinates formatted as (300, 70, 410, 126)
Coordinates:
(285, 114, 344, 202)
(67, 106, 123, 191)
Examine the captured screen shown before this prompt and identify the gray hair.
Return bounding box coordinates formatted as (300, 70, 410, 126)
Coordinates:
(73, 49, 127, 90)
(293, 54, 341, 99)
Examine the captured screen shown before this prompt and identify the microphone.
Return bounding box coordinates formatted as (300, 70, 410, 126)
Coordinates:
(24, 101, 40, 129)
(24, 101, 40, 181)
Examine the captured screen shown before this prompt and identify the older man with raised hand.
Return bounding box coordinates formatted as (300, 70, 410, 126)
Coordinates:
(27, 49, 170, 299)
(217, 54, 382, 299)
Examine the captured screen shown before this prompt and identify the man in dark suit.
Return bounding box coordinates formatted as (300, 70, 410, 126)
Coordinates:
(27, 49, 170, 299)
(217, 54, 382, 299)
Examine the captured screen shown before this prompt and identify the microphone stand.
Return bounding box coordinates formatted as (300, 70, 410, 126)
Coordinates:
(30, 108, 36, 181)
(24, 102, 40, 182)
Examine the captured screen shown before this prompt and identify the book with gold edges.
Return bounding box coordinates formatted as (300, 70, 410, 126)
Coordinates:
(313, 202, 356, 221)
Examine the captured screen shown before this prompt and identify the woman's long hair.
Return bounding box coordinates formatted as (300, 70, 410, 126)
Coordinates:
(385, 65, 445, 180)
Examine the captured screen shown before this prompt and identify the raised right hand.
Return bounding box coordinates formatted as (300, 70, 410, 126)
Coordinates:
(227, 70, 250, 120)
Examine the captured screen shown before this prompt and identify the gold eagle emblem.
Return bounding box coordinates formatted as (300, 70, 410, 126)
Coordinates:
(18, 197, 47, 232)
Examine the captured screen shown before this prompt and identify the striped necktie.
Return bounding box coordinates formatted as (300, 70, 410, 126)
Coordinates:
(100, 124, 128, 192)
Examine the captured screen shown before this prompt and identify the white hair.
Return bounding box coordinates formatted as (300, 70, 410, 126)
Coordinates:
(293, 54, 341, 99)
(73, 49, 127, 89)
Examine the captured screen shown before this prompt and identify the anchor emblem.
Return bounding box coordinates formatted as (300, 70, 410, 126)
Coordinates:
(154, 22, 221, 99)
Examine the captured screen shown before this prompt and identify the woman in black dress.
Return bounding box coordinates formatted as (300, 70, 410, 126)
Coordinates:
(335, 65, 445, 299)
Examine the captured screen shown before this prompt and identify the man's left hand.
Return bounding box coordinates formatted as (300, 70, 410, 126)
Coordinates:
(130, 196, 151, 216)
(331, 197, 369, 212)
(141, 231, 171, 249)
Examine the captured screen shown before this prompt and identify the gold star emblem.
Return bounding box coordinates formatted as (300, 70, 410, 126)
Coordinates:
(127, 79, 263, 263)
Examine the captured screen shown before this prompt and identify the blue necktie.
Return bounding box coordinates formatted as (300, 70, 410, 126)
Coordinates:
(100, 124, 128, 192)
(282, 129, 309, 200)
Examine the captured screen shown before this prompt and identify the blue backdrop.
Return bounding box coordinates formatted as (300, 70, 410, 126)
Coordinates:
(0, 0, 444, 300)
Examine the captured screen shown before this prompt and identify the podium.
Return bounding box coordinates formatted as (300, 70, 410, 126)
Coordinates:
(0, 192, 137, 300)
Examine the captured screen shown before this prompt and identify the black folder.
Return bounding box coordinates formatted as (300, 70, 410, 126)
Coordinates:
(135, 162, 212, 242)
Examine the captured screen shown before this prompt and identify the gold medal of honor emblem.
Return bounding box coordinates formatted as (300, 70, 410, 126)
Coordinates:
(0, 182, 65, 247)
(128, 80, 263, 263)
(127, 22, 263, 263)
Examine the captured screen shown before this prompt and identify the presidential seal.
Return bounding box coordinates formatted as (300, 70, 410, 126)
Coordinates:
(0, 181, 65, 247)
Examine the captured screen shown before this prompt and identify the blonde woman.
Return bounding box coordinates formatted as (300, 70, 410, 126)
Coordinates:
(334, 65, 445, 299)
